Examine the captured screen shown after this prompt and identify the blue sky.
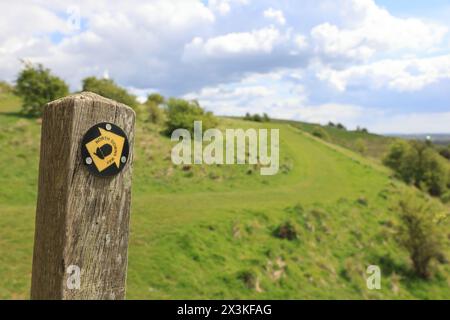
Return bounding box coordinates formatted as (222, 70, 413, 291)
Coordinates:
(0, 0, 449, 133)
(376, 0, 450, 17)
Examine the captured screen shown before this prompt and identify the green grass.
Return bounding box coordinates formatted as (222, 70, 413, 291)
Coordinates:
(0, 92, 449, 299)
(274, 119, 395, 160)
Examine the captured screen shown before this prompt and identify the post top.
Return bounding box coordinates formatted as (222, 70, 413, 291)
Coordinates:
(46, 91, 135, 115)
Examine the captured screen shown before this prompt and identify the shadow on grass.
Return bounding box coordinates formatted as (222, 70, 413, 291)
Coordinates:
(372, 254, 415, 279)
(371, 253, 448, 285)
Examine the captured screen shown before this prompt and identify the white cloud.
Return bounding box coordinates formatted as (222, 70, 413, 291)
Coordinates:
(0, 0, 216, 90)
(183, 70, 307, 117)
(311, 0, 448, 61)
(296, 103, 366, 125)
(184, 26, 283, 58)
(208, 0, 249, 15)
(294, 35, 308, 50)
(317, 54, 450, 92)
(263, 8, 286, 25)
(183, 69, 380, 129)
(185, 74, 379, 129)
(185, 85, 274, 101)
(127, 86, 157, 103)
(0, 2, 69, 82)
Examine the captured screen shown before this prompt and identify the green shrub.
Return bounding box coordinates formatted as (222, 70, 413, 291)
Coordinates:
(383, 140, 409, 175)
(82, 77, 137, 108)
(383, 140, 448, 197)
(396, 192, 446, 279)
(273, 220, 298, 240)
(165, 98, 217, 135)
(147, 102, 165, 124)
(145, 93, 166, 124)
(237, 270, 258, 289)
(147, 93, 165, 105)
(356, 196, 368, 206)
(15, 62, 69, 117)
(311, 126, 330, 141)
(252, 114, 262, 122)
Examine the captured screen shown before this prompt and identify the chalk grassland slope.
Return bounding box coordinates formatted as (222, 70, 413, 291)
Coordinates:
(275, 119, 395, 160)
(0, 93, 449, 299)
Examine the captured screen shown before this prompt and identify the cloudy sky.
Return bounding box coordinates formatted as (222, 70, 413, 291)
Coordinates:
(1, 0, 449, 133)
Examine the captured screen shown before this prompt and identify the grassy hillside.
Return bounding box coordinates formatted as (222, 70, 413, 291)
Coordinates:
(275, 119, 395, 160)
(0, 92, 449, 299)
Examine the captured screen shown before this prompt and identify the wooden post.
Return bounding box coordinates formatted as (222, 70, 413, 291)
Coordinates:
(30, 92, 135, 300)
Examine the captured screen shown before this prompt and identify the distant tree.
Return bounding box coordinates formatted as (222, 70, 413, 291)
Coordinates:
(252, 114, 262, 122)
(409, 141, 447, 197)
(146, 93, 165, 105)
(383, 140, 448, 197)
(356, 126, 368, 133)
(82, 77, 137, 108)
(396, 192, 446, 279)
(15, 62, 69, 117)
(244, 113, 269, 122)
(145, 93, 166, 124)
(336, 123, 346, 130)
(383, 140, 410, 178)
(165, 98, 217, 135)
(327, 121, 335, 127)
(147, 103, 165, 124)
(421, 153, 448, 197)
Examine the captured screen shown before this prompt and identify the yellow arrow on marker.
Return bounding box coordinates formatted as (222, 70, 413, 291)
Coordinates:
(85, 127, 125, 172)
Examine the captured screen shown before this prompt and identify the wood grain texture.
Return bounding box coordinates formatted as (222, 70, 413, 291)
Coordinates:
(31, 92, 135, 300)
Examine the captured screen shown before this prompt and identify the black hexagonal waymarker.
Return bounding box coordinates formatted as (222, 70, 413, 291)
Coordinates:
(81, 122, 130, 177)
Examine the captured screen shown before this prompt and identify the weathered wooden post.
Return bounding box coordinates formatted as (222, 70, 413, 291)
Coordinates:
(30, 92, 135, 299)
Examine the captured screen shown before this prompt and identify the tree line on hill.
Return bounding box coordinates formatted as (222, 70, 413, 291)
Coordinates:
(10, 61, 217, 136)
(327, 121, 347, 130)
(327, 121, 368, 133)
(243, 112, 270, 122)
